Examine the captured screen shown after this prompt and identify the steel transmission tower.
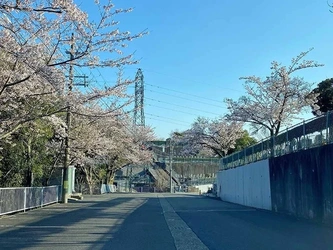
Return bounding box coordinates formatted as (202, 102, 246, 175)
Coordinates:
(134, 68, 145, 126)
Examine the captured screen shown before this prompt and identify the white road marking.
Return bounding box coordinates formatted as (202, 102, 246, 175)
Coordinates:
(159, 195, 209, 250)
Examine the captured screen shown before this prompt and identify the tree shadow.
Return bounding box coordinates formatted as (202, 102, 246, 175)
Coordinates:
(0, 196, 137, 250)
(99, 196, 176, 250)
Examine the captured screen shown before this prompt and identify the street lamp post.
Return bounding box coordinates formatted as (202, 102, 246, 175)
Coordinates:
(166, 138, 173, 193)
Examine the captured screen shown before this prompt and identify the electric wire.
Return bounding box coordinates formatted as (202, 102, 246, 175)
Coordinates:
(145, 83, 224, 104)
(145, 113, 190, 126)
(145, 97, 222, 116)
(125, 67, 244, 93)
(146, 117, 189, 127)
(3, 14, 224, 134)
(146, 103, 208, 117)
(146, 89, 227, 109)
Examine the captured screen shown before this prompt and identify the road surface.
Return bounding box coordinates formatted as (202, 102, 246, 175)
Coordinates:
(0, 193, 333, 249)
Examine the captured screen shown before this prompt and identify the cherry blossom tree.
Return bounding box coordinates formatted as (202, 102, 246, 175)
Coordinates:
(96, 119, 155, 186)
(225, 49, 323, 137)
(98, 126, 154, 187)
(0, 54, 65, 140)
(0, 1, 149, 193)
(172, 117, 244, 157)
(67, 108, 154, 194)
(0, 0, 147, 139)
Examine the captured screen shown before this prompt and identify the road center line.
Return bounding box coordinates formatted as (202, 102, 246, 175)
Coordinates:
(159, 195, 209, 250)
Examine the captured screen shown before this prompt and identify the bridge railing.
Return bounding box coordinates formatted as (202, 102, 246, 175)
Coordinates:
(221, 111, 333, 170)
(0, 186, 61, 216)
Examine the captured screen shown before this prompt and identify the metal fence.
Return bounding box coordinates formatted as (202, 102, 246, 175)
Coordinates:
(221, 111, 333, 170)
(188, 177, 216, 186)
(0, 186, 61, 216)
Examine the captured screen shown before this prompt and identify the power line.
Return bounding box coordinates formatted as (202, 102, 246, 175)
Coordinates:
(146, 89, 227, 109)
(146, 103, 213, 117)
(145, 97, 222, 116)
(6, 15, 209, 135)
(102, 81, 234, 107)
(145, 83, 224, 104)
(87, 69, 144, 137)
(84, 73, 234, 115)
(125, 67, 244, 93)
(4, 13, 146, 137)
(145, 113, 190, 126)
(109, 84, 227, 110)
(146, 116, 190, 127)
(117, 70, 228, 129)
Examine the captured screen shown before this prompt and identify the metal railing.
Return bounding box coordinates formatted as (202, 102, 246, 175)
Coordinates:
(0, 186, 61, 216)
(221, 111, 333, 170)
(156, 156, 221, 164)
(188, 178, 216, 186)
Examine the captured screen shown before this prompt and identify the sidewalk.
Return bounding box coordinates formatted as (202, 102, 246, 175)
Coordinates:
(0, 193, 175, 250)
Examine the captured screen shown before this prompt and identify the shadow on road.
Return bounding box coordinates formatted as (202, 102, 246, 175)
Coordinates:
(99, 196, 175, 250)
(0, 196, 138, 250)
(1, 193, 333, 250)
(165, 195, 333, 250)
(0, 193, 180, 250)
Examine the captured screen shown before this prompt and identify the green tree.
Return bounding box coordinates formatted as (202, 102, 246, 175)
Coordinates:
(228, 130, 257, 154)
(0, 140, 26, 187)
(0, 119, 60, 187)
(311, 78, 333, 116)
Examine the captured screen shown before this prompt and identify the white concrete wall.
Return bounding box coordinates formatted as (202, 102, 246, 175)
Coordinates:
(217, 159, 271, 210)
(194, 184, 213, 194)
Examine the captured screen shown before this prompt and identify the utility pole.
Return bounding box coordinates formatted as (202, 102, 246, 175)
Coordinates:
(169, 139, 173, 193)
(62, 33, 74, 204)
(61, 34, 89, 203)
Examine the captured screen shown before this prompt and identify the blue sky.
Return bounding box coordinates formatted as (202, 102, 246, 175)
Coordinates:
(80, 0, 333, 139)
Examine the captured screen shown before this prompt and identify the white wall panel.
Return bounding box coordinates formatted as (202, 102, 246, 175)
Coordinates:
(217, 159, 271, 210)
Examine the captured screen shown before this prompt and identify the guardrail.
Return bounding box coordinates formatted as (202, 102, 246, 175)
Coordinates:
(0, 186, 61, 216)
(221, 111, 333, 170)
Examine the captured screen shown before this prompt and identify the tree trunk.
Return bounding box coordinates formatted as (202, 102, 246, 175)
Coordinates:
(44, 152, 62, 186)
(89, 184, 93, 195)
(84, 166, 94, 195)
(26, 138, 34, 187)
(106, 166, 116, 184)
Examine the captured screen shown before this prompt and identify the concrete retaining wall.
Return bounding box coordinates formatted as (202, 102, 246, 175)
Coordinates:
(217, 144, 333, 223)
(270, 144, 333, 223)
(217, 159, 271, 210)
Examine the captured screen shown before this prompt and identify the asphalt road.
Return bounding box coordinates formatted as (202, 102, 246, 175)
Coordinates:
(0, 193, 333, 250)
